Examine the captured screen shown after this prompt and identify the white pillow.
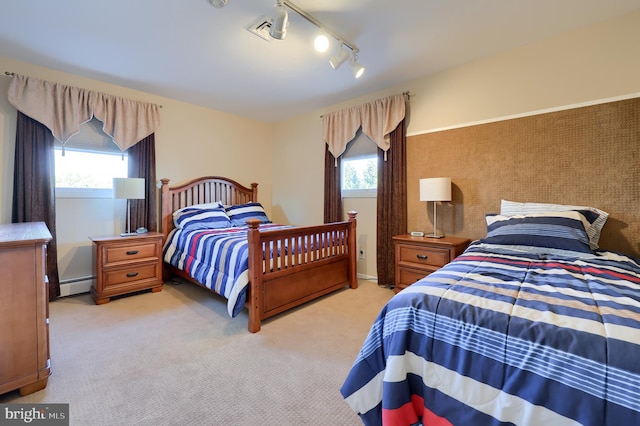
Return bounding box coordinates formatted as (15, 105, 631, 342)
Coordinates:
(500, 199, 608, 250)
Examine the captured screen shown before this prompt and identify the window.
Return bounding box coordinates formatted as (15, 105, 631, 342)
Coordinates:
(341, 130, 378, 198)
(341, 155, 377, 197)
(54, 118, 128, 198)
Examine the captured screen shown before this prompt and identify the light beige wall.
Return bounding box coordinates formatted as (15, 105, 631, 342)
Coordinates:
(0, 55, 273, 285)
(271, 9, 640, 279)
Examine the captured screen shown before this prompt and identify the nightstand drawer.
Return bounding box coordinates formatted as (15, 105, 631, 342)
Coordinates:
(398, 245, 449, 268)
(101, 262, 161, 288)
(397, 267, 431, 287)
(102, 242, 159, 266)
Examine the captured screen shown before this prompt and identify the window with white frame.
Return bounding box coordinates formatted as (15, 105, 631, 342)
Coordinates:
(341, 130, 378, 198)
(54, 117, 128, 198)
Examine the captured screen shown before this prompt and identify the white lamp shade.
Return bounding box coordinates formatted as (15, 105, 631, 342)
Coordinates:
(420, 177, 451, 202)
(113, 178, 145, 200)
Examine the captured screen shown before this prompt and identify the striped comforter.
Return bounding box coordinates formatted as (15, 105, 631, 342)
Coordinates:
(163, 224, 289, 317)
(341, 242, 640, 425)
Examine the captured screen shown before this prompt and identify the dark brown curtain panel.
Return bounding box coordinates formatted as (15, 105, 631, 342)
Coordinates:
(376, 119, 407, 288)
(323, 144, 343, 223)
(127, 133, 158, 232)
(12, 111, 61, 300)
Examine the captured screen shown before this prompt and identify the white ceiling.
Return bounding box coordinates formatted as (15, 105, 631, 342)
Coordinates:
(1, 0, 640, 122)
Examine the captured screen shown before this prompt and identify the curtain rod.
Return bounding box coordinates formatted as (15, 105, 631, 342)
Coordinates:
(3, 71, 163, 108)
(320, 91, 412, 118)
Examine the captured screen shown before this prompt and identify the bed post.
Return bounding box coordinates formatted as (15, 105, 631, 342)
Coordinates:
(246, 219, 263, 333)
(250, 183, 258, 203)
(160, 178, 172, 281)
(347, 211, 358, 289)
(160, 178, 171, 235)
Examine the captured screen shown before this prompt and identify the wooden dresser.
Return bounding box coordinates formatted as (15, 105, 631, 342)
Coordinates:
(393, 234, 470, 294)
(0, 222, 52, 396)
(90, 232, 164, 304)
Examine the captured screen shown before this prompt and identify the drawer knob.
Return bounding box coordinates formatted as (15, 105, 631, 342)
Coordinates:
(126, 272, 139, 278)
(126, 250, 139, 255)
(416, 254, 428, 260)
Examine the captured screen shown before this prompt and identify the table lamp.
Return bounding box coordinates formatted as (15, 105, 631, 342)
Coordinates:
(113, 178, 145, 236)
(419, 177, 451, 238)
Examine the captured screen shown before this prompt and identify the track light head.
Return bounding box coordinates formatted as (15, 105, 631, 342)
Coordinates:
(208, 0, 228, 8)
(329, 44, 350, 70)
(350, 53, 365, 78)
(269, 1, 289, 40)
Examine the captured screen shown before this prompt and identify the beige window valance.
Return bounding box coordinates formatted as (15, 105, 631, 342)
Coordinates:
(8, 74, 160, 152)
(323, 93, 406, 160)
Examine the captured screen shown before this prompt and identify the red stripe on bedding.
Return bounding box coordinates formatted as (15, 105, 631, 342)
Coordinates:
(461, 255, 640, 283)
(181, 224, 285, 273)
(382, 395, 452, 426)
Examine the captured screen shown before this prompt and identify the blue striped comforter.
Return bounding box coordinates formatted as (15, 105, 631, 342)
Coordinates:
(341, 241, 640, 425)
(163, 224, 289, 317)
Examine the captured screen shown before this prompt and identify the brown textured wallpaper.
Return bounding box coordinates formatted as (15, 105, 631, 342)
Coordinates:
(407, 97, 640, 258)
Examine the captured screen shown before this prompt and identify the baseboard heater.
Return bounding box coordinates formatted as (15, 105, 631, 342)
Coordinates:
(59, 275, 94, 297)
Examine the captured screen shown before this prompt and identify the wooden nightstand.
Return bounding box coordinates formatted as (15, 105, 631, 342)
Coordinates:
(393, 234, 470, 293)
(90, 232, 164, 304)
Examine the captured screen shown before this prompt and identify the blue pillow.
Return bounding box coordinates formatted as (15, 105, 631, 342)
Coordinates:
(173, 207, 232, 230)
(481, 211, 593, 254)
(225, 202, 271, 227)
(499, 200, 608, 250)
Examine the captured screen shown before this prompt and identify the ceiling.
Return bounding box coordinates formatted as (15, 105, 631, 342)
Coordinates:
(1, 0, 640, 123)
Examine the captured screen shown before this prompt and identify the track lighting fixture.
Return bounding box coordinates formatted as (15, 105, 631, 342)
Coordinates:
(350, 53, 365, 79)
(216, 0, 365, 78)
(208, 0, 228, 8)
(269, 0, 289, 40)
(329, 44, 350, 70)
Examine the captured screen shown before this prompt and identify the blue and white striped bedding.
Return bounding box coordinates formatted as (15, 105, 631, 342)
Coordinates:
(163, 224, 289, 317)
(341, 241, 640, 425)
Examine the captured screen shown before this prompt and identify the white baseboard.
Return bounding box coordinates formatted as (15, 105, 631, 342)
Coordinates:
(357, 273, 377, 282)
(59, 276, 94, 297)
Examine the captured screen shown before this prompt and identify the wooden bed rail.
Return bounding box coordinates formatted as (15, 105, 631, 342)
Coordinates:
(246, 212, 357, 332)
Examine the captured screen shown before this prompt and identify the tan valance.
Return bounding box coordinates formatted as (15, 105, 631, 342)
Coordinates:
(323, 93, 406, 160)
(8, 74, 160, 151)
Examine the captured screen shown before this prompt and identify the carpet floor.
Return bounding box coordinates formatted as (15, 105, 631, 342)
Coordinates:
(0, 279, 393, 425)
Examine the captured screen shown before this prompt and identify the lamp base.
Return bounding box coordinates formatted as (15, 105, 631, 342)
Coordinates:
(428, 233, 445, 239)
(120, 232, 138, 237)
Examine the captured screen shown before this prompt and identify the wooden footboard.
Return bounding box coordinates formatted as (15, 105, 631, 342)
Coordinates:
(160, 177, 358, 333)
(246, 212, 357, 332)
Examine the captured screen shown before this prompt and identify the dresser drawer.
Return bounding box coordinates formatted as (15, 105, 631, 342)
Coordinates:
(101, 262, 161, 289)
(397, 244, 449, 269)
(102, 241, 159, 266)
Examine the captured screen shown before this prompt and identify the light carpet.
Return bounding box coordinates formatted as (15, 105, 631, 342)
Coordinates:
(0, 279, 393, 425)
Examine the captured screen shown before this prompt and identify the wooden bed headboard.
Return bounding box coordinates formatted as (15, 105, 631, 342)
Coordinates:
(407, 96, 640, 258)
(160, 176, 258, 236)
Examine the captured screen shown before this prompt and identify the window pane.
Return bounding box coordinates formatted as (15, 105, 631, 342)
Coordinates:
(55, 148, 128, 189)
(342, 156, 377, 190)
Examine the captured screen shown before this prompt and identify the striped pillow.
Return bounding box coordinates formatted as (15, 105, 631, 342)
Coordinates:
(173, 207, 232, 230)
(482, 211, 593, 254)
(500, 200, 608, 250)
(225, 202, 271, 227)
